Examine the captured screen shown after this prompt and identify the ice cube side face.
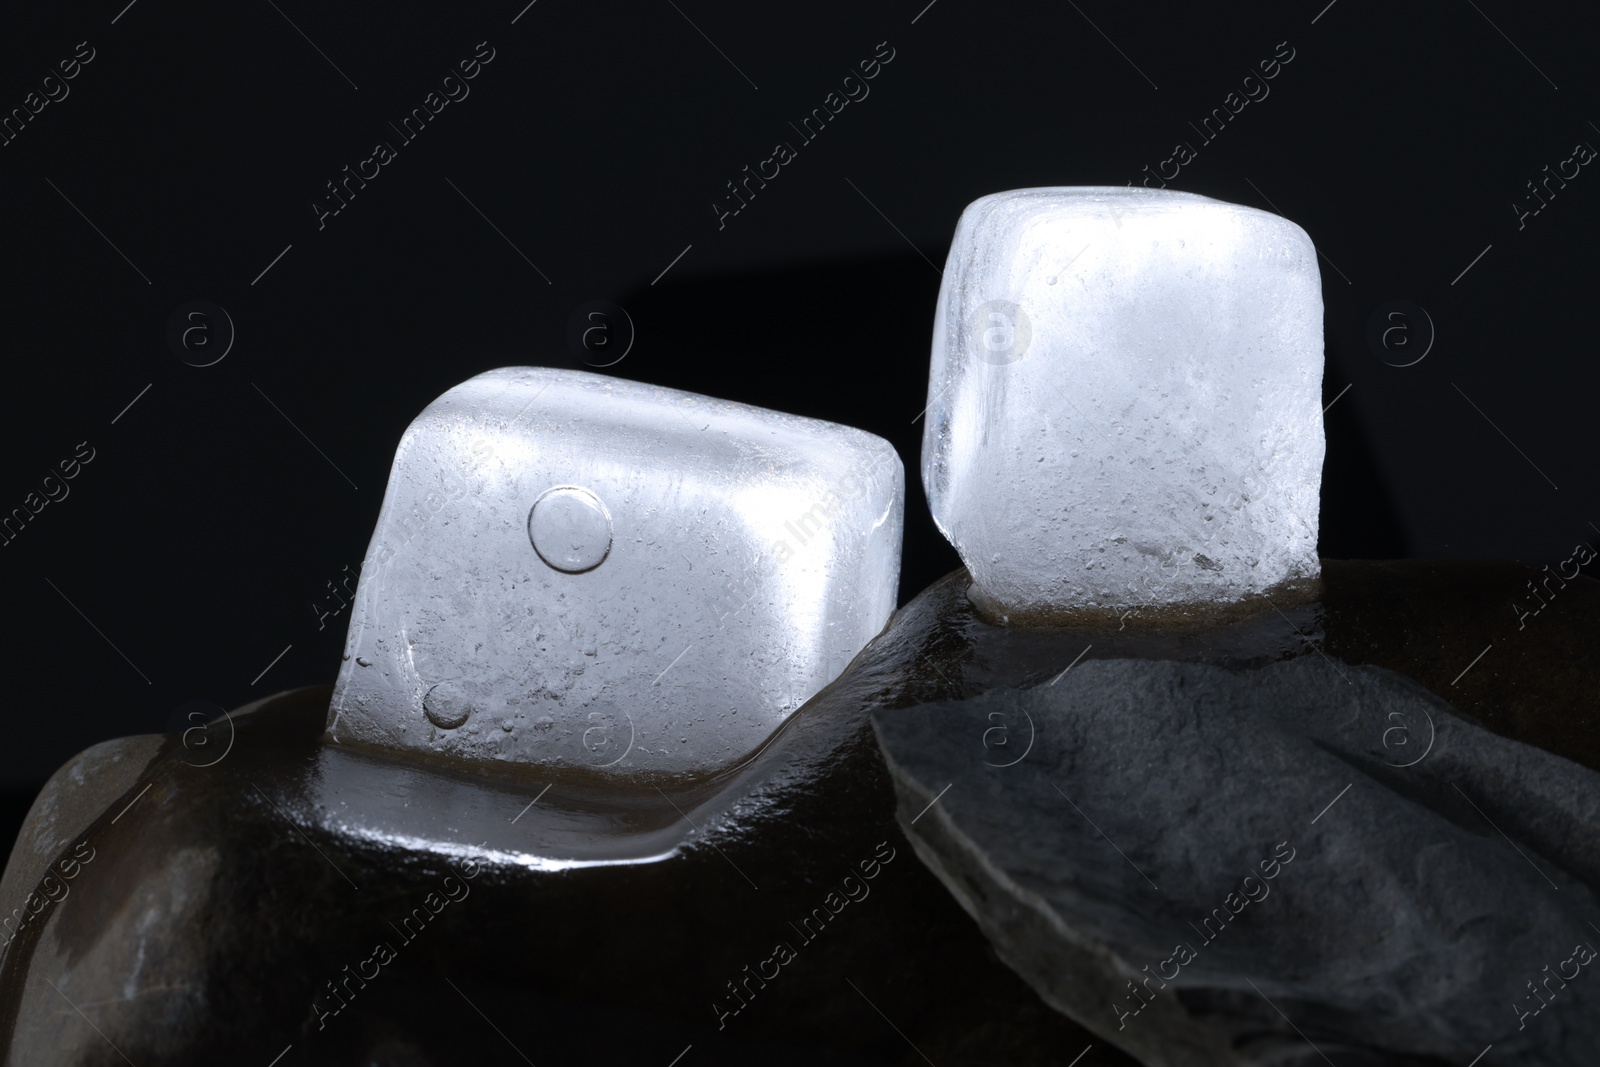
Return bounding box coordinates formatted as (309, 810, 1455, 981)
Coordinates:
(921, 187, 1325, 616)
(330, 366, 904, 774)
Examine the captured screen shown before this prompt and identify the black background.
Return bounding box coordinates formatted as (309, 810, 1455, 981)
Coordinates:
(0, 0, 1595, 803)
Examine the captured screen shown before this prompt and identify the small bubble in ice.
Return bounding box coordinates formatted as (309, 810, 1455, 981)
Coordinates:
(423, 681, 472, 729)
(528, 486, 613, 573)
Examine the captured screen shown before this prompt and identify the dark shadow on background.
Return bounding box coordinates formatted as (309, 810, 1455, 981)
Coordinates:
(619, 252, 1408, 600)
(617, 251, 962, 607)
(1319, 375, 1409, 559)
(0, 793, 38, 879)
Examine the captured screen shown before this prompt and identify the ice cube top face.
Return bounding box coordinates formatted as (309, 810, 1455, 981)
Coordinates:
(921, 187, 1325, 620)
(330, 366, 904, 776)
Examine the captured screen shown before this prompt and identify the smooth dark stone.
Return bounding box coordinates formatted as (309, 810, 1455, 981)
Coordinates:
(1, 560, 1593, 1065)
(0, 596, 1121, 1066)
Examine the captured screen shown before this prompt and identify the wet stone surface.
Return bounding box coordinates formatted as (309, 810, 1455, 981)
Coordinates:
(0, 561, 1594, 1065)
(0, 578, 1118, 1067)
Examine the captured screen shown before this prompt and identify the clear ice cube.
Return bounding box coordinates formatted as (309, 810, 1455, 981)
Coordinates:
(331, 366, 904, 773)
(921, 187, 1325, 619)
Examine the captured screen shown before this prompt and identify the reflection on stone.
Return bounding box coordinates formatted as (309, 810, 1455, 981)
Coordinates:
(0, 562, 1593, 1064)
(0, 569, 1128, 1067)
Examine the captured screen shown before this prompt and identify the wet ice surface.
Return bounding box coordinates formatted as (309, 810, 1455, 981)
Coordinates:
(921, 187, 1325, 620)
(330, 366, 903, 775)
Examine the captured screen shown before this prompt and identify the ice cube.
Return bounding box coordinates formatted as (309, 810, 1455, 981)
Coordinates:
(330, 366, 903, 774)
(920, 187, 1325, 621)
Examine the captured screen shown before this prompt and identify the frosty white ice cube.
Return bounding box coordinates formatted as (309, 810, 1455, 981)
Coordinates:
(921, 187, 1325, 620)
(330, 367, 903, 774)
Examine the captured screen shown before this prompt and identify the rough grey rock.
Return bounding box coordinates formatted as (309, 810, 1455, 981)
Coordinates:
(872, 657, 1600, 1065)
